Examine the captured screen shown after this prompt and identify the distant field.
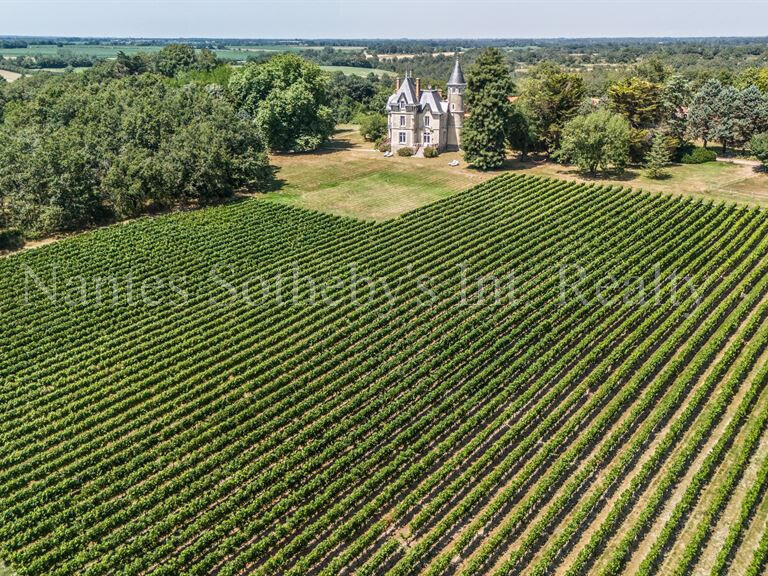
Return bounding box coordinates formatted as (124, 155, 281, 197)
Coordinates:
(0, 43, 365, 62)
(319, 65, 386, 77)
(0, 69, 21, 82)
(225, 44, 365, 52)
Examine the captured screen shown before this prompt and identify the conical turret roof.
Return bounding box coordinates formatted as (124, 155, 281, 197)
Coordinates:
(447, 57, 465, 86)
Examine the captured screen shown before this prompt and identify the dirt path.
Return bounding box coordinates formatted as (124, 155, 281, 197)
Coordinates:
(716, 156, 762, 168)
(0, 69, 21, 82)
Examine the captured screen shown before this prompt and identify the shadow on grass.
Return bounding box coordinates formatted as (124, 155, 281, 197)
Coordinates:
(504, 157, 640, 182)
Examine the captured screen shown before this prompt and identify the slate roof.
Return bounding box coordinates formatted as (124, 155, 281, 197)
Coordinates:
(447, 57, 466, 86)
(419, 89, 448, 114)
(387, 75, 419, 107)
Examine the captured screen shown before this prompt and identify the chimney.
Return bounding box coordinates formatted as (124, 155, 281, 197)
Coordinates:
(396, 76, 400, 90)
(415, 77, 420, 100)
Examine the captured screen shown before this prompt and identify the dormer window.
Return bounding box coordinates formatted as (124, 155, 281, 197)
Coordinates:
(424, 115, 430, 127)
(399, 101, 405, 110)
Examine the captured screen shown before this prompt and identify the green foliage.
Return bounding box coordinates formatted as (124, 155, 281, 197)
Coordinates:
(0, 228, 23, 251)
(423, 146, 438, 158)
(462, 48, 515, 170)
(633, 55, 671, 84)
(0, 72, 271, 235)
(557, 109, 631, 175)
(750, 132, 768, 167)
(2, 173, 768, 576)
(517, 61, 585, 152)
(686, 79, 724, 148)
(229, 54, 335, 152)
(686, 80, 768, 151)
(507, 105, 536, 159)
(153, 43, 204, 77)
(356, 113, 388, 143)
(644, 132, 671, 178)
(607, 76, 663, 129)
(327, 71, 390, 123)
(735, 67, 768, 93)
(396, 146, 413, 157)
(628, 127, 652, 164)
(660, 75, 691, 143)
(681, 146, 717, 164)
(173, 64, 233, 87)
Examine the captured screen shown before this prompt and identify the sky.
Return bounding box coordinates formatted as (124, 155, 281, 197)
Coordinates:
(2, 0, 768, 39)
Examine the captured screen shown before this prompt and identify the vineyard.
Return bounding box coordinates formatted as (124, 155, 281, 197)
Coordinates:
(1, 172, 768, 575)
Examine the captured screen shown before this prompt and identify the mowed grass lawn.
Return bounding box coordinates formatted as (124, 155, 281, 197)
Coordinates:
(268, 126, 496, 220)
(509, 156, 768, 207)
(268, 125, 768, 221)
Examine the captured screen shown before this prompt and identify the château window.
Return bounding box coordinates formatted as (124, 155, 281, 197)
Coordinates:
(424, 115, 430, 126)
(423, 132, 431, 144)
(451, 103, 455, 111)
(400, 115, 406, 127)
(399, 132, 406, 144)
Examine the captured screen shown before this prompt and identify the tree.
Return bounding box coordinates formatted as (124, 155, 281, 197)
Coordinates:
(687, 79, 723, 148)
(507, 105, 536, 159)
(660, 75, 692, 143)
(357, 113, 387, 143)
(461, 48, 515, 170)
(732, 85, 768, 148)
(557, 109, 631, 175)
(607, 76, 663, 129)
(634, 55, 671, 84)
(517, 61, 585, 152)
(751, 132, 768, 168)
(0, 71, 272, 235)
(645, 132, 671, 178)
(712, 85, 740, 152)
(229, 54, 335, 152)
(735, 67, 768, 93)
(154, 44, 197, 77)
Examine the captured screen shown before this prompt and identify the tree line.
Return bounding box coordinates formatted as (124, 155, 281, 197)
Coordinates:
(460, 48, 768, 175)
(0, 45, 336, 244)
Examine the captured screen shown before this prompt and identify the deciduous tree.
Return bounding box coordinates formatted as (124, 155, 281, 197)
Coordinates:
(517, 61, 585, 153)
(229, 54, 335, 152)
(557, 109, 631, 175)
(607, 76, 663, 129)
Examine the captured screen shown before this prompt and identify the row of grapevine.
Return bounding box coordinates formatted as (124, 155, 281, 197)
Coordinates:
(1, 173, 767, 575)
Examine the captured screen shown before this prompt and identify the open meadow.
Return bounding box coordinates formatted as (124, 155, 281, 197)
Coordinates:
(268, 125, 768, 222)
(268, 125, 497, 220)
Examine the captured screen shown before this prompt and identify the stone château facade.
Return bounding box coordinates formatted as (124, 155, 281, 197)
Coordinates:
(387, 57, 466, 153)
